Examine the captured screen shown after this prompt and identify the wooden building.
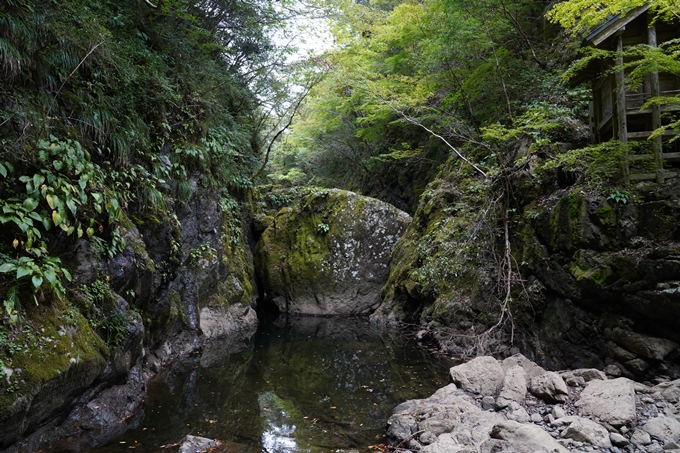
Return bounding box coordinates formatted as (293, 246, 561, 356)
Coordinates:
(575, 6, 680, 183)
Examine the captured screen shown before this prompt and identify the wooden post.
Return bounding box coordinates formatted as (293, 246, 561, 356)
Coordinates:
(615, 32, 630, 183)
(648, 18, 664, 183)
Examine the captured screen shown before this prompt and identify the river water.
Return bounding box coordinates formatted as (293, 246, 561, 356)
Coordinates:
(98, 316, 453, 453)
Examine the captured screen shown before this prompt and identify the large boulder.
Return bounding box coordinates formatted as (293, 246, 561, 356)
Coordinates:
(642, 416, 680, 443)
(529, 371, 569, 403)
(449, 356, 505, 396)
(255, 189, 411, 315)
(575, 378, 636, 427)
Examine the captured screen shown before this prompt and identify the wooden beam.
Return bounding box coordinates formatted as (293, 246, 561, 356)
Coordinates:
(648, 16, 664, 183)
(616, 33, 630, 184)
(590, 6, 650, 46)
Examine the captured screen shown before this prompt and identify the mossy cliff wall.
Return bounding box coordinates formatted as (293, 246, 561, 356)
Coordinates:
(375, 157, 680, 380)
(0, 183, 257, 451)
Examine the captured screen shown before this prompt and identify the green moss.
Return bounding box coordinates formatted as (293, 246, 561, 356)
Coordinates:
(568, 191, 580, 219)
(569, 250, 612, 286)
(0, 299, 107, 408)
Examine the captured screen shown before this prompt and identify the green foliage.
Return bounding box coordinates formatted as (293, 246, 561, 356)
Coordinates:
(607, 189, 632, 204)
(188, 242, 217, 267)
(271, 0, 583, 205)
(540, 141, 630, 186)
(80, 278, 128, 347)
(0, 0, 285, 322)
(546, 0, 679, 37)
(549, 1, 680, 144)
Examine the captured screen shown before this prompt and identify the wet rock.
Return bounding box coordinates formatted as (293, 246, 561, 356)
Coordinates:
(642, 416, 680, 443)
(179, 435, 218, 453)
(529, 372, 569, 403)
(490, 420, 569, 453)
(256, 189, 411, 315)
(576, 378, 636, 427)
(561, 417, 612, 448)
(449, 356, 505, 395)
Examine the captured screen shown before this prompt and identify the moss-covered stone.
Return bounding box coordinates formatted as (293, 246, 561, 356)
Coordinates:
(255, 189, 410, 315)
(0, 300, 108, 448)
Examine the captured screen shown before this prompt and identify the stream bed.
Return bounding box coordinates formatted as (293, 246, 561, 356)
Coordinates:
(98, 316, 453, 453)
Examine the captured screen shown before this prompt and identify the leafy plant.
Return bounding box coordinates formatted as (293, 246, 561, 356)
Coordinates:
(607, 190, 631, 204)
(187, 242, 217, 266)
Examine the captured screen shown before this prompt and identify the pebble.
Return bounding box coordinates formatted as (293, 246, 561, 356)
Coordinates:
(531, 413, 543, 423)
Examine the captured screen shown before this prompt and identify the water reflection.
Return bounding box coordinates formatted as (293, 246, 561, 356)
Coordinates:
(97, 316, 452, 453)
(259, 392, 301, 453)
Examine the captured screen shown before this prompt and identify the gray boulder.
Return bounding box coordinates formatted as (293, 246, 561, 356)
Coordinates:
(642, 416, 680, 443)
(575, 378, 636, 427)
(559, 368, 606, 386)
(529, 371, 569, 403)
(449, 356, 505, 395)
(654, 380, 680, 403)
(561, 417, 612, 448)
(497, 365, 528, 408)
(490, 420, 570, 453)
(501, 353, 546, 380)
(631, 429, 652, 445)
(255, 189, 410, 315)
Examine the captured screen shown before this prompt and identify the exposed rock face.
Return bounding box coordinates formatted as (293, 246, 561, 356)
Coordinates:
(386, 354, 680, 453)
(255, 189, 410, 315)
(1, 185, 258, 451)
(375, 159, 680, 378)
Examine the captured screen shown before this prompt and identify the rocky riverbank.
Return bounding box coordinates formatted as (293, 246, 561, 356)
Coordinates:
(387, 354, 680, 453)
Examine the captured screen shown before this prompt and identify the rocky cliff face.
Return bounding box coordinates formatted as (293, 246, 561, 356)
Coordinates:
(0, 183, 258, 451)
(374, 155, 680, 380)
(255, 189, 411, 315)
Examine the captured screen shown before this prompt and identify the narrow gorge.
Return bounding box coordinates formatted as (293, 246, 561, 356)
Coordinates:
(1, 0, 680, 452)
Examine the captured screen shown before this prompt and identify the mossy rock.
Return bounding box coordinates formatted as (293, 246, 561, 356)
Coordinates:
(0, 302, 108, 448)
(255, 189, 411, 315)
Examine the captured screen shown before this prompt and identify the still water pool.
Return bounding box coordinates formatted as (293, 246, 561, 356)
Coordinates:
(100, 316, 453, 453)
